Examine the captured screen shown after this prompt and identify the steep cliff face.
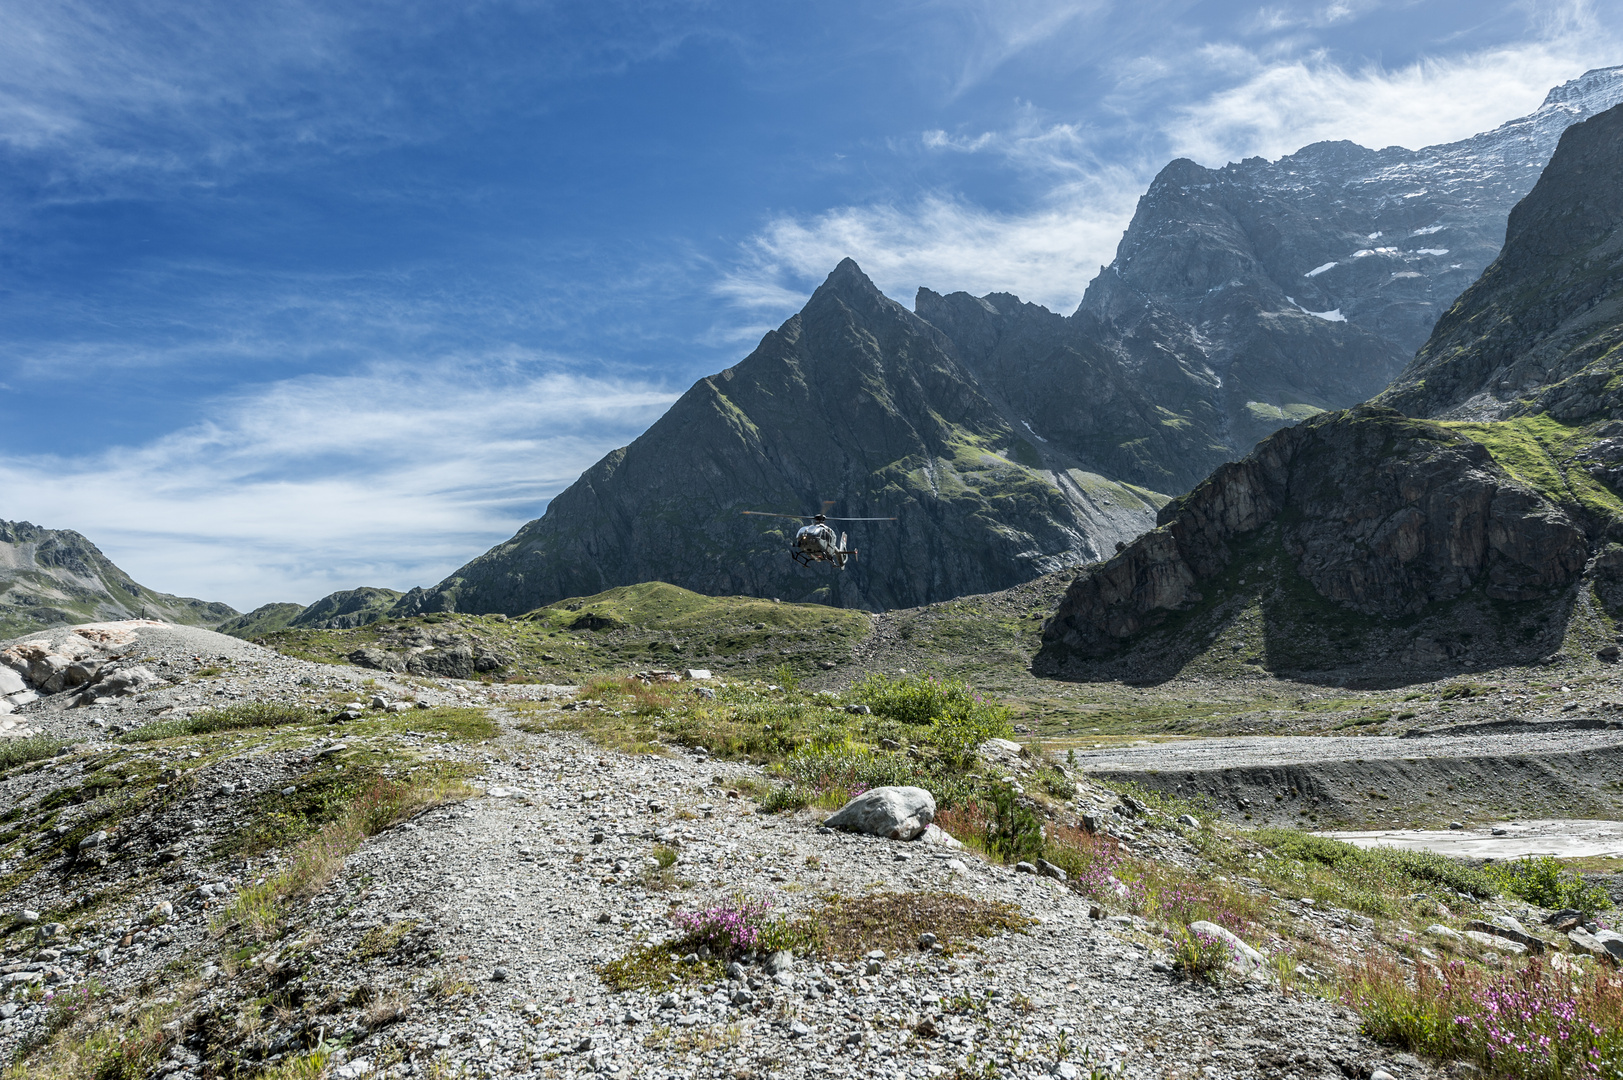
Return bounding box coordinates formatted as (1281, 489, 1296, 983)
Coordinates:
(1379, 102, 1623, 422)
(396, 261, 1166, 615)
(1036, 407, 1589, 679)
(0, 521, 237, 638)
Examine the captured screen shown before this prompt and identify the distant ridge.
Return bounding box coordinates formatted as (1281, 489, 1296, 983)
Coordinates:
(0, 520, 237, 638)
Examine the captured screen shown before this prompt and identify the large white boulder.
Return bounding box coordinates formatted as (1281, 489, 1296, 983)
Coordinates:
(0, 668, 23, 696)
(824, 786, 935, 841)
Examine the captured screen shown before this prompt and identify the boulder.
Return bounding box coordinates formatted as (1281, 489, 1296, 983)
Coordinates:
(0, 668, 23, 696)
(918, 824, 964, 849)
(1187, 921, 1266, 975)
(1569, 927, 1623, 961)
(1467, 918, 1546, 954)
(823, 786, 935, 841)
(1463, 930, 1527, 954)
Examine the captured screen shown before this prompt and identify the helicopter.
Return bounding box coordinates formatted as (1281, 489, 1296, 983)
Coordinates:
(741, 503, 896, 569)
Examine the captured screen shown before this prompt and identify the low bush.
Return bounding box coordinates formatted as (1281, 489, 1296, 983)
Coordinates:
(1172, 925, 1234, 986)
(1254, 828, 1497, 899)
(1493, 855, 1613, 917)
(984, 783, 1045, 864)
(851, 673, 1013, 767)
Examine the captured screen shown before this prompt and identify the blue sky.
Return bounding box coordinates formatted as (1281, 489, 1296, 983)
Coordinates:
(1, 0, 1619, 611)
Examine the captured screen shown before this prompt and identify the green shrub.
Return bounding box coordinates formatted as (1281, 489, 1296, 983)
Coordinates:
(1493, 855, 1612, 916)
(985, 783, 1045, 864)
(1254, 828, 1497, 899)
(0, 736, 68, 772)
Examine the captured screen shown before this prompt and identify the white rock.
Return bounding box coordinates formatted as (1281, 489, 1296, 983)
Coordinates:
(684, 669, 713, 680)
(824, 786, 936, 841)
(1570, 927, 1623, 960)
(1426, 924, 1462, 940)
(1463, 930, 1526, 954)
(0, 668, 23, 696)
(917, 823, 963, 849)
(1187, 921, 1266, 975)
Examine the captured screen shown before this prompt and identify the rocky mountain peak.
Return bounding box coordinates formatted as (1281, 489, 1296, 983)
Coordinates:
(1379, 102, 1623, 421)
(1541, 64, 1623, 111)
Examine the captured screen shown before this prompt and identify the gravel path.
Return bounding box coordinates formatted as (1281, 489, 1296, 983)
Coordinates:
(1070, 730, 1623, 771)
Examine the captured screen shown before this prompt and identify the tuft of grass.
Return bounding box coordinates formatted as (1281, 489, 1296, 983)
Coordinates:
(354, 919, 418, 959)
(811, 891, 1031, 961)
(0, 735, 68, 772)
(120, 701, 321, 742)
(601, 945, 725, 992)
(220, 769, 473, 940)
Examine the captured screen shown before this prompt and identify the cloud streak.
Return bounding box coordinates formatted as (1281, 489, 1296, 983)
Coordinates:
(0, 360, 677, 611)
(718, 4, 1623, 323)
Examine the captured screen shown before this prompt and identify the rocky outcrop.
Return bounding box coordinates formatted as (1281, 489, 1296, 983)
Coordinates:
(1380, 102, 1623, 421)
(0, 622, 166, 717)
(0, 521, 237, 639)
(1037, 407, 1590, 676)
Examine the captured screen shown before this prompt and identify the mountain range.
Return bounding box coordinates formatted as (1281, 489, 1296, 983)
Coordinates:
(1039, 100, 1623, 683)
(7, 68, 1623, 641)
(394, 66, 1623, 615)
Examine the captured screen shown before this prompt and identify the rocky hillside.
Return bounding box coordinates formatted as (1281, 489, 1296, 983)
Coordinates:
(1038, 100, 1623, 684)
(0, 521, 236, 638)
(1035, 406, 1605, 682)
(394, 260, 1167, 615)
(1380, 102, 1623, 422)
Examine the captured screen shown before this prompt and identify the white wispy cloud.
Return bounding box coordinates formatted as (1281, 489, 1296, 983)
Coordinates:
(718, 3, 1622, 321)
(0, 360, 677, 610)
(1167, 34, 1623, 164)
(717, 180, 1141, 315)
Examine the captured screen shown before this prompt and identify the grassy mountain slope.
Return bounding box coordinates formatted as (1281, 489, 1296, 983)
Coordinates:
(0, 520, 237, 638)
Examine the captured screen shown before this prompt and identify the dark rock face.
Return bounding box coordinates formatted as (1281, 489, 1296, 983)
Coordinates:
(1037, 408, 1589, 675)
(289, 587, 404, 630)
(0, 520, 237, 638)
(394, 260, 1165, 615)
(1381, 101, 1623, 422)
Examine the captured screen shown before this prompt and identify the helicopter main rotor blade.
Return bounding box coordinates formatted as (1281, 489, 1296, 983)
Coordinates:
(825, 516, 897, 521)
(741, 510, 812, 520)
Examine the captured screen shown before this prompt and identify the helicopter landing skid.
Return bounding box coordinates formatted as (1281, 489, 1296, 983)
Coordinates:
(790, 549, 857, 568)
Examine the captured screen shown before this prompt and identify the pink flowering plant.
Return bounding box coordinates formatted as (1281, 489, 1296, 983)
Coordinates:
(1172, 926, 1235, 986)
(670, 894, 804, 959)
(1347, 956, 1623, 1080)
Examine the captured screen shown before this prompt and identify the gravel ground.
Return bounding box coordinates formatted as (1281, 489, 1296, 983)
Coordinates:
(0, 622, 1447, 1080)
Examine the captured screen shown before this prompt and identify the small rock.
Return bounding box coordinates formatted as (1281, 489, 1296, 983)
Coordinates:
(1177, 814, 1200, 828)
(1188, 921, 1266, 975)
(281, 786, 296, 796)
(1036, 858, 1068, 882)
(788, 1020, 811, 1038)
(369, 695, 389, 710)
(917, 932, 937, 950)
(1014, 861, 1037, 875)
(491, 967, 509, 982)
(1448, 822, 1464, 830)
(726, 961, 745, 980)
(764, 950, 793, 975)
